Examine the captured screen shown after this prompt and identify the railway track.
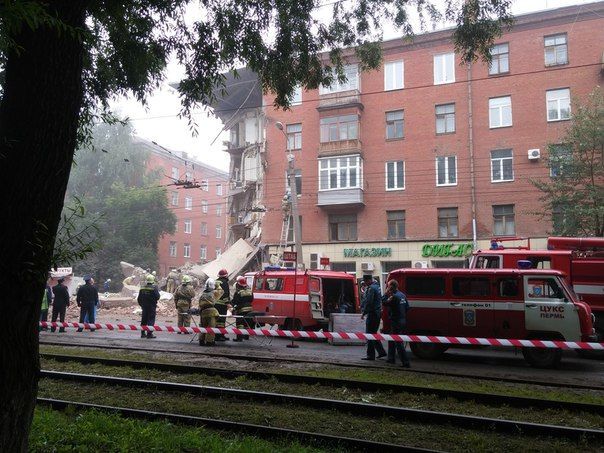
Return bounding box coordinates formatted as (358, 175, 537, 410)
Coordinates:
(40, 342, 604, 391)
(40, 369, 604, 441)
(37, 398, 427, 453)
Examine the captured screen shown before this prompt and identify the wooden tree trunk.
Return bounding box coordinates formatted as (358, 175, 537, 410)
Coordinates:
(0, 2, 88, 450)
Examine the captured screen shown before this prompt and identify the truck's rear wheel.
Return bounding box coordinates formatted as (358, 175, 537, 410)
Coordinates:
(522, 347, 562, 368)
(410, 342, 448, 359)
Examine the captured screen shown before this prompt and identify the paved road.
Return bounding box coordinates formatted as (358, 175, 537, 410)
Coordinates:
(40, 326, 604, 387)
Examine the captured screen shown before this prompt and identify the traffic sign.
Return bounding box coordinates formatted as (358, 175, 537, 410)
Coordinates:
(320, 257, 330, 266)
(283, 251, 298, 262)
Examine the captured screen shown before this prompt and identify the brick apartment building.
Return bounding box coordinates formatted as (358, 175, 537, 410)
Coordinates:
(139, 139, 229, 276)
(261, 2, 604, 281)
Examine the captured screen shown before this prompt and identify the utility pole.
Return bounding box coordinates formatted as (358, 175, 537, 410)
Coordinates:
(276, 122, 304, 269)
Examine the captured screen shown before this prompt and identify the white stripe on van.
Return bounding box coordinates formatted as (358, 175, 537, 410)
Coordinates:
(408, 299, 525, 311)
(253, 293, 311, 301)
(573, 284, 604, 295)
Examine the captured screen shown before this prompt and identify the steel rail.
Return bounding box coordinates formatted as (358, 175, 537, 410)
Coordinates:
(37, 398, 431, 453)
(41, 351, 604, 398)
(39, 342, 604, 391)
(40, 370, 604, 441)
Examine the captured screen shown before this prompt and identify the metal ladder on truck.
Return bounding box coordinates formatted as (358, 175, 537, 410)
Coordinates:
(276, 214, 291, 267)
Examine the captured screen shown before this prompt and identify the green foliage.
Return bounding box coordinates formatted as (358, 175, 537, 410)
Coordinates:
(531, 87, 604, 237)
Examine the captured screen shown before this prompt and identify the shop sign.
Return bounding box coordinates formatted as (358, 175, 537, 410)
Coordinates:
(343, 247, 392, 258)
(320, 257, 330, 266)
(421, 243, 473, 258)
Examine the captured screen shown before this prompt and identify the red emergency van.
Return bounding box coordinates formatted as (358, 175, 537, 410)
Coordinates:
(387, 268, 595, 367)
(470, 237, 604, 339)
(252, 269, 359, 329)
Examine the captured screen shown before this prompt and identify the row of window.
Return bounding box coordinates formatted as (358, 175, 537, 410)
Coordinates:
(180, 220, 222, 238)
(169, 242, 222, 260)
(285, 88, 570, 150)
(170, 167, 224, 195)
(326, 204, 515, 242)
(171, 192, 224, 215)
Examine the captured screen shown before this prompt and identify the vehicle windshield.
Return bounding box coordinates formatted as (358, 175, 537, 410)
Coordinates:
(558, 276, 578, 301)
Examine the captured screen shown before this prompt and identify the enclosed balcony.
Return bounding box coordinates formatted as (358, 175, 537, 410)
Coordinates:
(317, 89, 363, 111)
(316, 155, 364, 210)
(318, 114, 362, 158)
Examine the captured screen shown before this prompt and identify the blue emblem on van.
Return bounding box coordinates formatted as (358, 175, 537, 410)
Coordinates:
(463, 309, 476, 327)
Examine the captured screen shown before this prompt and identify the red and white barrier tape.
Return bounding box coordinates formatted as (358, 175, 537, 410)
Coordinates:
(39, 322, 604, 350)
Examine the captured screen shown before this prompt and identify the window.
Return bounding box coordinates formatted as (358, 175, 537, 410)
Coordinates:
(286, 169, 302, 195)
(216, 226, 222, 239)
(436, 156, 457, 186)
(385, 110, 404, 139)
(493, 204, 515, 236)
(474, 255, 501, 269)
(169, 241, 177, 257)
(170, 191, 178, 206)
(489, 96, 512, 128)
(438, 207, 458, 238)
(201, 180, 209, 191)
(387, 210, 405, 239)
(406, 276, 446, 296)
(184, 219, 192, 234)
(201, 222, 207, 236)
(185, 196, 192, 210)
(319, 155, 362, 190)
(287, 123, 302, 150)
(216, 204, 222, 216)
(183, 243, 191, 258)
(201, 200, 208, 213)
(216, 184, 223, 196)
(498, 278, 519, 297)
(320, 64, 359, 94)
(491, 149, 513, 182)
(320, 115, 358, 143)
(433, 53, 455, 85)
(385, 160, 405, 190)
(200, 245, 207, 260)
(171, 167, 179, 180)
(291, 85, 302, 105)
(215, 248, 222, 259)
(329, 214, 357, 241)
(435, 103, 455, 134)
(544, 34, 567, 66)
(453, 278, 491, 297)
(263, 278, 284, 291)
(527, 277, 565, 300)
(549, 144, 571, 177)
(546, 88, 570, 122)
(489, 43, 509, 75)
(384, 60, 404, 90)
(552, 203, 577, 235)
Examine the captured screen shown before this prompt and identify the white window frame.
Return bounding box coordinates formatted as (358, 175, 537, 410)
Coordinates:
(385, 160, 405, 191)
(319, 64, 359, 94)
(490, 149, 514, 183)
(216, 184, 223, 196)
(384, 60, 404, 91)
(200, 245, 207, 260)
(171, 167, 179, 180)
(184, 196, 192, 210)
(170, 191, 179, 206)
(546, 88, 570, 122)
(286, 123, 302, 150)
(489, 43, 509, 75)
(201, 180, 209, 191)
(433, 53, 455, 85)
(435, 103, 455, 134)
(184, 219, 192, 234)
(291, 85, 302, 105)
(201, 222, 207, 236)
(215, 248, 222, 259)
(318, 155, 363, 191)
(169, 241, 177, 257)
(201, 200, 208, 213)
(489, 96, 512, 128)
(183, 243, 191, 258)
(436, 156, 457, 187)
(216, 204, 222, 216)
(544, 33, 568, 67)
(216, 225, 222, 239)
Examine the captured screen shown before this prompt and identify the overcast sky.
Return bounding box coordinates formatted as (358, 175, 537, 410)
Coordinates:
(112, 0, 592, 172)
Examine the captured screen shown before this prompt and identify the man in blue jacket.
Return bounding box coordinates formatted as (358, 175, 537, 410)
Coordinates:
(360, 274, 386, 360)
(382, 279, 411, 367)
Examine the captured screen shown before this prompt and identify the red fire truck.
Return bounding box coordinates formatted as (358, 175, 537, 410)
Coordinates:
(387, 268, 595, 367)
(470, 237, 604, 339)
(251, 269, 359, 329)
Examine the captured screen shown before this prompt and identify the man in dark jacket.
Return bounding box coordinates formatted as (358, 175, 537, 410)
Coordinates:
(138, 274, 161, 339)
(382, 279, 410, 367)
(215, 269, 231, 341)
(51, 278, 70, 332)
(360, 275, 387, 360)
(76, 275, 99, 332)
(232, 276, 253, 342)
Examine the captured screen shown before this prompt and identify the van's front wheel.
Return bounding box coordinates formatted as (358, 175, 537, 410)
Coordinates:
(522, 347, 562, 368)
(410, 342, 448, 359)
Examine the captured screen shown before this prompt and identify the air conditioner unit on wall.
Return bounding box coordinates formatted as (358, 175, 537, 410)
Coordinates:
(361, 262, 374, 272)
(412, 260, 429, 269)
(528, 149, 541, 160)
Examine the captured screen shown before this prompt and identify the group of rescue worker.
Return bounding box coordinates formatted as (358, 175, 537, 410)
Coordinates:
(169, 268, 254, 346)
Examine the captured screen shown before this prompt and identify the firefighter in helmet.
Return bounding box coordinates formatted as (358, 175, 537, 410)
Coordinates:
(198, 278, 222, 346)
(174, 275, 196, 332)
(232, 276, 254, 341)
(214, 268, 231, 341)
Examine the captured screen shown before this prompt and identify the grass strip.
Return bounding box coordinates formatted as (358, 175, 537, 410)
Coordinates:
(31, 406, 321, 452)
(37, 378, 601, 453)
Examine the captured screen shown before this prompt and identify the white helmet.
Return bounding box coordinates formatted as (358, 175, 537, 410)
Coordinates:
(205, 278, 216, 290)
